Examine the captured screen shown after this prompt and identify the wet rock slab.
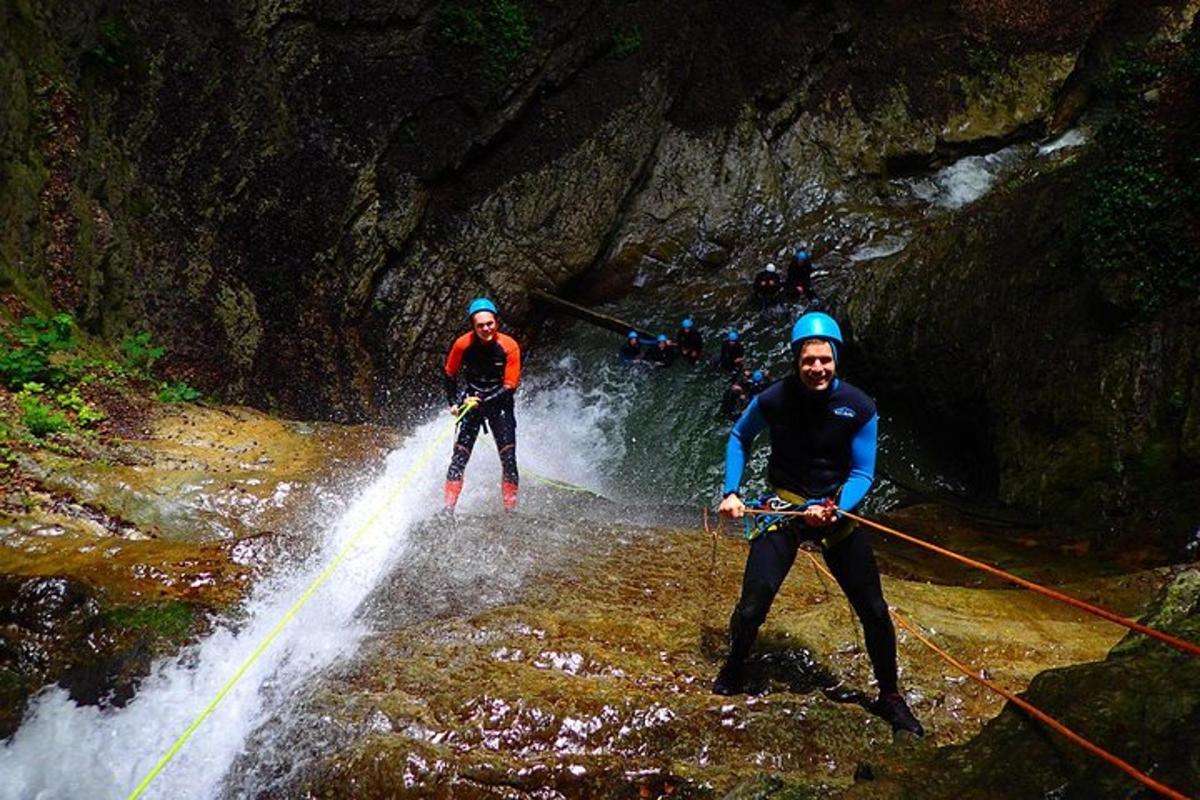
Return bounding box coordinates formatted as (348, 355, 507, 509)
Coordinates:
(295, 510, 1169, 798)
(0, 403, 398, 738)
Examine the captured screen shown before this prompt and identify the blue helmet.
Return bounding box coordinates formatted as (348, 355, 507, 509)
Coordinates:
(627, 330, 639, 340)
(790, 312, 842, 359)
(681, 318, 694, 329)
(727, 330, 738, 342)
(467, 297, 498, 319)
(793, 248, 811, 263)
(752, 370, 764, 382)
(656, 334, 667, 344)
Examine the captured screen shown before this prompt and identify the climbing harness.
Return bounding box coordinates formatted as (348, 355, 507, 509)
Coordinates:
(126, 406, 475, 800)
(740, 494, 854, 550)
(741, 495, 798, 541)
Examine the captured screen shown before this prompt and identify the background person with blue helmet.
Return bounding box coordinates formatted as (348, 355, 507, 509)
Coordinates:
(713, 311, 923, 737)
(747, 368, 769, 397)
(619, 330, 643, 363)
(643, 333, 678, 366)
(718, 330, 745, 372)
(787, 247, 814, 301)
(677, 317, 704, 362)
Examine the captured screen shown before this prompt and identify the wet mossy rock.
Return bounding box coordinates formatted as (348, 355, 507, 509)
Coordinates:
(0, 402, 398, 739)
(844, 17, 1200, 545)
(2, 0, 1132, 420)
(835, 568, 1200, 799)
(277, 519, 1168, 799)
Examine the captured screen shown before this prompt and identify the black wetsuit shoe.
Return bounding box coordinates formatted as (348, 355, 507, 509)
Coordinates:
(712, 662, 746, 696)
(870, 692, 925, 737)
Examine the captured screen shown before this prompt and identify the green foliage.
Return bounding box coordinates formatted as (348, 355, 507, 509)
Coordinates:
(119, 331, 165, 375)
(158, 381, 201, 404)
(611, 26, 642, 59)
(54, 387, 106, 427)
(0, 314, 78, 388)
(106, 602, 195, 640)
(0, 422, 13, 471)
(15, 383, 72, 438)
(444, 0, 533, 81)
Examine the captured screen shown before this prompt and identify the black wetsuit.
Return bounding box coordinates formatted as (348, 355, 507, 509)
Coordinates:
(719, 341, 745, 372)
(722, 376, 897, 695)
(619, 341, 642, 362)
(644, 342, 678, 366)
(753, 270, 782, 308)
(719, 380, 749, 421)
(678, 328, 704, 361)
(787, 257, 813, 298)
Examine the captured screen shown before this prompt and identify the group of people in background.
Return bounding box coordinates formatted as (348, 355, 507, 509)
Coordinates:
(619, 247, 821, 421)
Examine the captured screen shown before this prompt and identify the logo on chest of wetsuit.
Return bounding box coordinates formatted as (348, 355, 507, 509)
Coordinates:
(832, 406, 856, 418)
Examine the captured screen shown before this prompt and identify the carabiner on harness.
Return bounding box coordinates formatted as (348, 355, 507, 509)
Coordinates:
(742, 495, 798, 541)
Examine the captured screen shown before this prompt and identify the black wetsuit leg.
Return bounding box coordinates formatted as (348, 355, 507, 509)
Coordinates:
(486, 399, 519, 485)
(728, 525, 801, 664)
(822, 527, 898, 694)
(447, 410, 484, 481)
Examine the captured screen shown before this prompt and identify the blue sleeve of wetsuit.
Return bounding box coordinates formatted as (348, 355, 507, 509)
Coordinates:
(723, 397, 767, 496)
(837, 413, 877, 512)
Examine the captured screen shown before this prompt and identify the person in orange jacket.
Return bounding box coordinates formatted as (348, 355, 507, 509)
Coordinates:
(442, 298, 522, 511)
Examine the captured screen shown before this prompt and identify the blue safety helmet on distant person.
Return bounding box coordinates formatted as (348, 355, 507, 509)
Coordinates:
(727, 330, 738, 342)
(752, 370, 764, 383)
(790, 311, 842, 361)
(627, 330, 639, 340)
(467, 297, 498, 319)
(793, 248, 811, 263)
(657, 334, 668, 343)
(682, 318, 694, 329)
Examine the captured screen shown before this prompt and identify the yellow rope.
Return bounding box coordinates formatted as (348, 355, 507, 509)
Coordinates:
(126, 408, 469, 799)
(523, 468, 600, 495)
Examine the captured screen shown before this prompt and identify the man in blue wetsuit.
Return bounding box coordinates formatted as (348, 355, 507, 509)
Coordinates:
(714, 312, 923, 737)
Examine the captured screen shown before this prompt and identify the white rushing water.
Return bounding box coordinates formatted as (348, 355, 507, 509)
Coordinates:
(906, 145, 1025, 209)
(0, 373, 623, 800)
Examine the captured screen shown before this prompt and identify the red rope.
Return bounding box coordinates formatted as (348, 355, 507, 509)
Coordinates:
(737, 506, 1200, 657)
(799, 550, 1190, 800)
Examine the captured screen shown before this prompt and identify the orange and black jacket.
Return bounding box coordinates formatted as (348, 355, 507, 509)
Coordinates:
(443, 332, 521, 407)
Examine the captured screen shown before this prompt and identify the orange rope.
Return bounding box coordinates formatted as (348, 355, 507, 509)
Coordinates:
(737, 506, 1200, 658)
(799, 550, 1190, 800)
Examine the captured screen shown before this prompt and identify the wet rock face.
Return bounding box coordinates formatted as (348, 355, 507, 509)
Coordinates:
(3, 0, 1118, 419)
(844, 14, 1200, 546)
(0, 403, 397, 739)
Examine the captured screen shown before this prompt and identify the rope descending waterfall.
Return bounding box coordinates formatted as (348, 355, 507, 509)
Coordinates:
(126, 406, 475, 800)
